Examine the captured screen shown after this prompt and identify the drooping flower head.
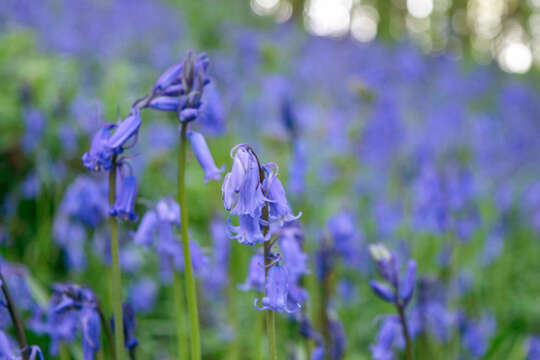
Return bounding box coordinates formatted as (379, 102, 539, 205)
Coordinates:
(254, 263, 300, 314)
(187, 130, 224, 183)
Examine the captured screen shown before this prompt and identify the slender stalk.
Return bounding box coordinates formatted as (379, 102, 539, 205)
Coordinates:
(97, 302, 116, 360)
(108, 156, 126, 360)
(254, 311, 264, 360)
(178, 122, 201, 360)
(172, 272, 188, 360)
(264, 239, 277, 360)
(261, 203, 277, 360)
(0, 271, 28, 359)
(397, 305, 413, 360)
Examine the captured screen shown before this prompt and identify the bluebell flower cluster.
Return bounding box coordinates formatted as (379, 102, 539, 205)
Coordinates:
(222, 144, 304, 314)
(30, 283, 101, 359)
(134, 197, 208, 283)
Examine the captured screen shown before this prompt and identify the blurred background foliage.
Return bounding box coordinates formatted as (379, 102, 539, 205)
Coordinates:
(0, 0, 540, 359)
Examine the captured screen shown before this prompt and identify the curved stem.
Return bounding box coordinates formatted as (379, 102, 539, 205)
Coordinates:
(108, 156, 126, 360)
(397, 304, 413, 360)
(0, 271, 28, 359)
(178, 122, 201, 360)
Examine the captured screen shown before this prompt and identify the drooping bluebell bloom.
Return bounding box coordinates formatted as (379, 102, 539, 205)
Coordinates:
(369, 244, 417, 307)
(254, 263, 300, 313)
(31, 283, 101, 359)
(187, 130, 224, 183)
(204, 216, 230, 293)
(327, 212, 362, 267)
(57, 176, 109, 228)
(279, 225, 308, 282)
(21, 107, 45, 154)
(80, 307, 101, 360)
(238, 252, 265, 292)
(111, 303, 138, 351)
(227, 215, 268, 246)
(370, 316, 404, 360)
(197, 82, 226, 135)
(82, 124, 116, 172)
(222, 144, 267, 217)
(109, 175, 138, 221)
(459, 312, 496, 358)
(329, 317, 347, 360)
(0, 330, 17, 359)
(262, 164, 301, 225)
(128, 277, 157, 313)
(288, 140, 307, 196)
(106, 108, 141, 153)
(21, 171, 41, 199)
(298, 316, 325, 360)
(527, 336, 540, 360)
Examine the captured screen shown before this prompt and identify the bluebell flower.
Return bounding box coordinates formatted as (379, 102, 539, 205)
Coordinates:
(527, 336, 540, 360)
(279, 225, 308, 282)
(227, 215, 268, 245)
(288, 140, 307, 195)
(106, 108, 141, 153)
(82, 124, 116, 172)
(109, 175, 138, 222)
(222, 145, 267, 217)
(204, 217, 230, 292)
(329, 317, 346, 360)
(262, 164, 301, 224)
(0, 330, 17, 359)
(149, 52, 210, 122)
(21, 172, 41, 199)
(298, 316, 324, 360)
(327, 212, 362, 267)
(370, 316, 404, 360)
(254, 263, 300, 313)
(111, 303, 138, 350)
(122, 303, 138, 350)
(57, 176, 109, 228)
(31, 283, 101, 359)
(80, 307, 101, 360)
(197, 82, 226, 136)
(187, 131, 224, 183)
(238, 252, 265, 292)
(21, 107, 45, 154)
(128, 277, 157, 313)
(369, 244, 417, 307)
(460, 312, 496, 358)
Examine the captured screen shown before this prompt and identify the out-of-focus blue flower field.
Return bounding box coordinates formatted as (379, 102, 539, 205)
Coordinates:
(1, 1, 540, 359)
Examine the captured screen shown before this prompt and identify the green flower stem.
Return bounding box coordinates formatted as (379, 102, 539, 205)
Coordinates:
(178, 122, 201, 360)
(172, 272, 188, 360)
(261, 203, 277, 360)
(397, 304, 413, 360)
(97, 302, 116, 360)
(0, 270, 28, 360)
(108, 156, 126, 360)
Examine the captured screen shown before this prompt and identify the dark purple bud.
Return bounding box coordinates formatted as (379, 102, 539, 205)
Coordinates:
(162, 84, 185, 97)
(178, 108, 199, 123)
(370, 280, 396, 303)
(187, 131, 224, 183)
(148, 96, 182, 111)
(109, 175, 138, 222)
(399, 260, 417, 306)
(107, 108, 141, 151)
